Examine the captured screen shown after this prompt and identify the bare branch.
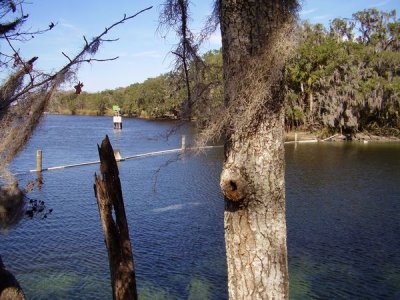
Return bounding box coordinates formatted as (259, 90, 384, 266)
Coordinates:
(171, 51, 184, 59)
(83, 36, 89, 48)
(152, 153, 183, 192)
(100, 38, 120, 42)
(1, 21, 57, 42)
(77, 56, 119, 63)
(62, 52, 72, 62)
(197, 1, 220, 45)
(0, 5, 154, 176)
(5, 6, 153, 106)
(103, 6, 153, 36)
(3, 34, 35, 83)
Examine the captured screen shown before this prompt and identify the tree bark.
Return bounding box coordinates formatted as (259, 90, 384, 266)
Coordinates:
(308, 88, 314, 123)
(94, 135, 137, 300)
(218, 0, 298, 298)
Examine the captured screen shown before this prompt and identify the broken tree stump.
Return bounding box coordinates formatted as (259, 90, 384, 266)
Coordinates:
(94, 135, 137, 300)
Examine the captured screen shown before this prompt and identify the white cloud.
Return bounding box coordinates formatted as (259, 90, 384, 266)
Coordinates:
(300, 8, 318, 16)
(59, 21, 84, 35)
(369, 0, 391, 8)
(313, 15, 331, 20)
(130, 51, 162, 58)
(208, 31, 221, 45)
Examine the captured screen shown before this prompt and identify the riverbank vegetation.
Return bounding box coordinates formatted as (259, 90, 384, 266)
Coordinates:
(48, 8, 400, 138)
(48, 49, 223, 120)
(286, 8, 400, 138)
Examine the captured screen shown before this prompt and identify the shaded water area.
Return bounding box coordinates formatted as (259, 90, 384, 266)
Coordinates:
(286, 142, 400, 299)
(1, 115, 399, 299)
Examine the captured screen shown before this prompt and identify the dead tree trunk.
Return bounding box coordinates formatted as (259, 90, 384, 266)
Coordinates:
(94, 135, 137, 300)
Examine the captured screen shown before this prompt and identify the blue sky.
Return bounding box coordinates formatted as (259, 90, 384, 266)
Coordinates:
(3, 0, 400, 92)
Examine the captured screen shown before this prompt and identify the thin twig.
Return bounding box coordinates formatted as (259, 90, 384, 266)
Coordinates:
(62, 52, 72, 62)
(152, 153, 183, 192)
(83, 36, 89, 48)
(100, 38, 120, 42)
(3, 34, 34, 83)
(77, 56, 119, 63)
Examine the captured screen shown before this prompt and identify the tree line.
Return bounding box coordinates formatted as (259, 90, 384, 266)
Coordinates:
(49, 8, 400, 137)
(48, 49, 223, 120)
(286, 8, 400, 137)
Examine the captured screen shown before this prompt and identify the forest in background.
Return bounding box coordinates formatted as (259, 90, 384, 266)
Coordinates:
(48, 8, 400, 137)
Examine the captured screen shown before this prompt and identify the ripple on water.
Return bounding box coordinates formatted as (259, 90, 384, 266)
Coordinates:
(2, 116, 400, 299)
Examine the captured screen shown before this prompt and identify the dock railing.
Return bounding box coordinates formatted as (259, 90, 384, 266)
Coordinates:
(23, 134, 319, 174)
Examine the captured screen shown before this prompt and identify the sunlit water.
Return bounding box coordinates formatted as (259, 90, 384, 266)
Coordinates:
(1, 115, 399, 299)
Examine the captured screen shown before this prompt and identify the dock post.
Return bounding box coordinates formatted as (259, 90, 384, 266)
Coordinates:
(36, 150, 42, 172)
(181, 135, 186, 151)
(294, 133, 298, 143)
(114, 149, 123, 162)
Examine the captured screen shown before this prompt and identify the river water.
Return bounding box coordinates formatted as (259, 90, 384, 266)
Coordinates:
(1, 115, 399, 299)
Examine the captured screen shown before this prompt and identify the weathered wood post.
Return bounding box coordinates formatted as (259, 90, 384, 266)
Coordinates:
(113, 149, 123, 162)
(181, 135, 186, 151)
(94, 135, 137, 300)
(36, 150, 42, 172)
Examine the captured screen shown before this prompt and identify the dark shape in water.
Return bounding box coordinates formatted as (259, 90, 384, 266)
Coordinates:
(0, 183, 25, 230)
(0, 255, 26, 299)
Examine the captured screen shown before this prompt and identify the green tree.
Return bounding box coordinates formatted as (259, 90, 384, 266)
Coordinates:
(353, 9, 397, 50)
(285, 9, 400, 136)
(330, 17, 355, 42)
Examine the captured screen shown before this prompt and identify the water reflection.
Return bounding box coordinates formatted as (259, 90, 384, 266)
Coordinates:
(2, 115, 227, 299)
(152, 202, 202, 213)
(1, 115, 400, 299)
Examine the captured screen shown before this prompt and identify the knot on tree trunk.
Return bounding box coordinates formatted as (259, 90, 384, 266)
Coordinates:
(220, 166, 247, 202)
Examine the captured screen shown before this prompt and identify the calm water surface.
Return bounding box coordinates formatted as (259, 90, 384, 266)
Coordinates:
(1, 115, 399, 299)
(286, 142, 400, 299)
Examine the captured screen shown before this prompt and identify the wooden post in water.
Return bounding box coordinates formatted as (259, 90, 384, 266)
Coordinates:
(113, 149, 123, 162)
(294, 133, 298, 143)
(36, 150, 42, 172)
(94, 135, 137, 300)
(181, 135, 186, 151)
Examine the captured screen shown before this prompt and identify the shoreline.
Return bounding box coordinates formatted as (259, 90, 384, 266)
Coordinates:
(45, 112, 400, 143)
(285, 131, 400, 143)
